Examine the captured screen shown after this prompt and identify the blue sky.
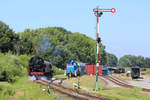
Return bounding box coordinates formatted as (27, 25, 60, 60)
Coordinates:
(0, 0, 150, 58)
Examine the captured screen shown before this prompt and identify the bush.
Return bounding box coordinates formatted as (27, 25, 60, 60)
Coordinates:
(0, 84, 15, 96)
(3, 86, 15, 96)
(52, 65, 64, 75)
(0, 85, 4, 92)
(18, 55, 31, 68)
(0, 53, 30, 82)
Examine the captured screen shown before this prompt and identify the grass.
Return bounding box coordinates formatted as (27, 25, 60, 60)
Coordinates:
(53, 66, 65, 75)
(65, 75, 150, 100)
(1, 75, 150, 100)
(0, 77, 55, 100)
(65, 75, 106, 91)
(95, 86, 150, 100)
(53, 74, 67, 79)
(143, 68, 150, 75)
(0, 77, 73, 100)
(112, 73, 132, 80)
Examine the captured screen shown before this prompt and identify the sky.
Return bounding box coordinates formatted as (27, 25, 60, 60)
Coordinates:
(0, 0, 150, 58)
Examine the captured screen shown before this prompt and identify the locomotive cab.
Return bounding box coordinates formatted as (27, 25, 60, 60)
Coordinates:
(44, 61, 53, 78)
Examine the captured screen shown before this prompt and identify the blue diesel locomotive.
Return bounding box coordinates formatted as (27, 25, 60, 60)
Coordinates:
(65, 60, 80, 77)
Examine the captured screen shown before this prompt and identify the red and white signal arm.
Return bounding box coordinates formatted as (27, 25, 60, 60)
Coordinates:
(93, 8, 116, 13)
(111, 8, 116, 13)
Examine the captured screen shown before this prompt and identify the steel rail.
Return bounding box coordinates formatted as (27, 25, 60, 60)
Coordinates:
(34, 80, 112, 100)
(101, 76, 150, 92)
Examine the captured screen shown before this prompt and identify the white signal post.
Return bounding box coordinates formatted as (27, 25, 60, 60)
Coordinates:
(93, 7, 116, 91)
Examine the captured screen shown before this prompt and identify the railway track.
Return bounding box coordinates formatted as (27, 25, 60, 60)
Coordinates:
(101, 75, 150, 92)
(34, 80, 112, 100)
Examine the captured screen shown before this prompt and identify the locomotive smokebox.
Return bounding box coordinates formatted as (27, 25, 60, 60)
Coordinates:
(28, 56, 53, 80)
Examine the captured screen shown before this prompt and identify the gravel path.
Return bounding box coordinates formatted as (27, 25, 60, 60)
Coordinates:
(99, 76, 121, 87)
(111, 76, 129, 84)
(128, 78, 150, 89)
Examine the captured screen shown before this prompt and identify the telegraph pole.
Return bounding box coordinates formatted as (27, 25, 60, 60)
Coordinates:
(93, 7, 116, 91)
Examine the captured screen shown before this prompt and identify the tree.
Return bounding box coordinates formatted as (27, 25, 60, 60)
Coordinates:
(0, 21, 18, 53)
(145, 57, 150, 68)
(50, 45, 74, 69)
(118, 55, 150, 68)
(106, 53, 118, 67)
(99, 45, 107, 65)
(118, 56, 131, 67)
(18, 27, 107, 68)
(136, 56, 145, 67)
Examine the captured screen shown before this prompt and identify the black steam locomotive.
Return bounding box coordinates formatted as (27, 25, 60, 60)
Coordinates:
(28, 56, 53, 80)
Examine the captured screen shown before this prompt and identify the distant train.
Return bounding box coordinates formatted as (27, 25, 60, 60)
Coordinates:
(28, 56, 53, 80)
(114, 68, 125, 73)
(131, 66, 140, 79)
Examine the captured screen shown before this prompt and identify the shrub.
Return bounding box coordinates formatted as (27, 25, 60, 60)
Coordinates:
(3, 86, 15, 96)
(52, 65, 64, 75)
(0, 53, 30, 82)
(18, 55, 31, 68)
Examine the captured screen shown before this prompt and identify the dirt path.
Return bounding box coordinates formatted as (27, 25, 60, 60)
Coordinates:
(13, 91, 25, 100)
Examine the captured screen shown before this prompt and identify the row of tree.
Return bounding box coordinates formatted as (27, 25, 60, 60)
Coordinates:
(0, 21, 106, 69)
(118, 55, 150, 68)
(0, 21, 150, 68)
(105, 53, 150, 68)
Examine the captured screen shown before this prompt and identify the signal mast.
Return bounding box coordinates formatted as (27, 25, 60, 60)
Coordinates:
(93, 7, 116, 91)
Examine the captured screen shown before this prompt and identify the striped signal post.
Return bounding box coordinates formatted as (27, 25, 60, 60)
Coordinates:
(93, 7, 116, 91)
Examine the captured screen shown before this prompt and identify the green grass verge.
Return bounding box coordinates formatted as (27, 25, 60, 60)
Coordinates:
(0, 77, 55, 100)
(53, 66, 65, 75)
(143, 68, 150, 75)
(53, 74, 67, 79)
(65, 75, 150, 100)
(94, 87, 150, 100)
(0, 77, 73, 100)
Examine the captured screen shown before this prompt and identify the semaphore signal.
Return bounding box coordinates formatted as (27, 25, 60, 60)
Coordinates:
(93, 8, 116, 13)
(93, 7, 116, 91)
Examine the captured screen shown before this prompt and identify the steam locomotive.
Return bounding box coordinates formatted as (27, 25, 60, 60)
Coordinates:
(28, 56, 53, 80)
